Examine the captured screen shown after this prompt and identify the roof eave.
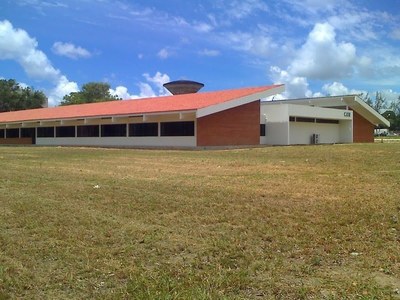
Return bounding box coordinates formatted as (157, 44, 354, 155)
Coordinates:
(262, 95, 390, 127)
(196, 85, 285, 118)
(0, 109, 197, 127)
(345, 96, 390, 127)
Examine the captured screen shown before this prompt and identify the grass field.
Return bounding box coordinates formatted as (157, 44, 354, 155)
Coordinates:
(0, 144, 399, 299)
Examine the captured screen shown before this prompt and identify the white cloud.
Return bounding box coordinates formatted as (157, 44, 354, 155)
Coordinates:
(224, 31, 278, 58)
(193, 22, 213, 33)
(0, 20, 78, 105)
(18, 0, 68, 9)
(382, 90, 400, 104)
(270, 66, 312, 99)
(356, 44, 400, 85)
(109, 85, 136, 100)
(0, 19, 60, 82)
(0, 77, 29, 89)
(126, 6, 154, 17)
(143, 71, 170, 95)
(281, 1, 390, 43)
(289, 23, 357, 80)
(266, 21, 400, 99)
(267, 19, 399, 95)
(269, 65, 367, 99)
(284, 0, 348, 15)
(312, 92, 324, 98)
(109, 82, 165, 100)
(173, 16, 189, 27)
(136, 83, 157, 98)
(109, 71, 171, 100)
(322, 82, 348, 95)
(18, 81, 29, 89)
(157, 48, 171, 59)
(356, 55, 373, 77)
(390, 28, 400, 40)
(52, 42, 91, 59)
(322, 82, 364, 96)
(328, 12, 379, 42)
(269, 67, 368, 99)
(226, 0, 269, 19)
(48, 75, 79, 106)
(198, 49, 220, 57)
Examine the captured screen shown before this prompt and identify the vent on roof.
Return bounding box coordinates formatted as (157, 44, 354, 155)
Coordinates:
(163, 80, 204, 95)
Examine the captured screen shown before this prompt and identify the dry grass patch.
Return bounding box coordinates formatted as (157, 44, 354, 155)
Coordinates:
(0, 144, 399, 299)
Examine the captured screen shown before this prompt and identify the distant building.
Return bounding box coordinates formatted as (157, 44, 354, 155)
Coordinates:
(374, 128, 389, 136)
(0, 82, 390, 147)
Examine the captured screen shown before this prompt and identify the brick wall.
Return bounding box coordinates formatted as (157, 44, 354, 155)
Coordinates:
(0, 138, 33, 145)
(353, 111, 374, 143)
(197, 101, 260, 146)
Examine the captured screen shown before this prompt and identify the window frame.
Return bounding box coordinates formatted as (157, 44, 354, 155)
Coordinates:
(129, 123, 158, 137)
(160, 121, 195, 137)
(77, 125, 100, 137)
(37, 127, 55, 138)
(260, 124, 266, 136)
(56, 126, 76, 138)
(101, 124, 127, 137)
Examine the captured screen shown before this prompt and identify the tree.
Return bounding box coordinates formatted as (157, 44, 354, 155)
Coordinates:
(359, 91, 400, 132)
(0, 79, 47, 112)
(389, 96, 400, 116)
(61, 82, 120, 106)
(359, 92, 373, 107)
(373, 91, 386, 112)
(387, 96, 400, 131)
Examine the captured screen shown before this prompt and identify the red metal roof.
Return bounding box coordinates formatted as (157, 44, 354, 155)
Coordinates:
(0, 85, 282, 123)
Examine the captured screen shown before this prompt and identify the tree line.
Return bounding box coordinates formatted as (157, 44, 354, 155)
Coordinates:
(60, 82, 120, 105)
(0, 78, 399, 131)
(0, 79, 47, 112)
(359, 92, 400, 132)
(0, 79, 120, 112)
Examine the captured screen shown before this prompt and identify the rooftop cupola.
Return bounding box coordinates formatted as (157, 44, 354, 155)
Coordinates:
(163, 80, 204, 95)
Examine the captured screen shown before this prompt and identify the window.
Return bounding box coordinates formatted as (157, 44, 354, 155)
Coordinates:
(77, 125, 99, 137)
(160, 121, 194, 136)
(290, 117, 339, 124)
(56, 126, 75, 137)
(6, 128, 19, 138)
(21, 128, 36, 143)
(21, 128, 35, 138)
(129, 123, 158, 137)
(316, 119, 339, 124)
(0, 129, 4, 138)
(37, 127, 54, 138)
(296, 117, 315, 123)
(260, 124, 266, 136)
(101, 124, 126, 137)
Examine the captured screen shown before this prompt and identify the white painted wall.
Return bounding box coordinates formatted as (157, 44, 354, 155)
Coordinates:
(289, 122, 340, 144)
(260, 104, 289, 145)
(261, 103, 353, 145)
(286, 105, 353, 144)
(287, 104, 353, 120)
(36, 136, 196, 147)
(339, 120, 353, 143)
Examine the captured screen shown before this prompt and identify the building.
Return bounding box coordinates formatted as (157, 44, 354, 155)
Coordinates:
(0, 82, 389, 148)
(261, 95, 390, 145)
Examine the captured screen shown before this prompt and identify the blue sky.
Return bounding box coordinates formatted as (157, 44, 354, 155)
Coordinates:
(1, 0, 400, 106)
